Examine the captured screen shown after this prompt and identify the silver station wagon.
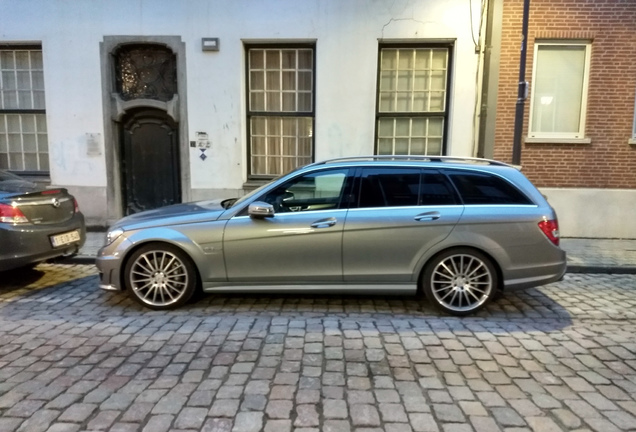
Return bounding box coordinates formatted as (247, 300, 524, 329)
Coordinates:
(96, 157, 566, 316)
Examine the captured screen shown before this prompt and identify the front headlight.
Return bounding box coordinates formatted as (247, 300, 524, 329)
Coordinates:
(105, 228, 124, 246)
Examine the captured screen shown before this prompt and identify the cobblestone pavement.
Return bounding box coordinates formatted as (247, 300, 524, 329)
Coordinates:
(1, 264, 635, 432)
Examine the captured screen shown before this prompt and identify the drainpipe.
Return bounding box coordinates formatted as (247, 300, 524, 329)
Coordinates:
(511, 0, 530, 166)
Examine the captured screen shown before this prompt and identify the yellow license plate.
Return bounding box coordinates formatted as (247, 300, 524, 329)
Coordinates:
(50, 230, 81, 247)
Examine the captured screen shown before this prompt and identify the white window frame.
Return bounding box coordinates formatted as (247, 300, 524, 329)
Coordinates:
(528, 40, 591, 141)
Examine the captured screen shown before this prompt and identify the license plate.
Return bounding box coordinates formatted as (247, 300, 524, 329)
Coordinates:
(50, 230, 81, 247)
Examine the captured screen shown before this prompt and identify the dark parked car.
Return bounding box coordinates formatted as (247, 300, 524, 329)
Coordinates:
(96, 156, 566, 316)
(0, 170, 86, 272)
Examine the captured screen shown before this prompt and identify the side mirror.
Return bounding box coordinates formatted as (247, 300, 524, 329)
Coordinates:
(248, 201, 275, 218)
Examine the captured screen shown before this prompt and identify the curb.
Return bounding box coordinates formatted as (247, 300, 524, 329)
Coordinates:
(60, 256, 96, 265)
(566, 265, 636, 275)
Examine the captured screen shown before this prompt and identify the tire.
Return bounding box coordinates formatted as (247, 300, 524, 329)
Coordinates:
(123, 243, 198, 310)
(421, 248, 498, 316)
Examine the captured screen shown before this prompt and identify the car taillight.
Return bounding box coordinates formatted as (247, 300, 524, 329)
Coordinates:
(73, 198, 80, 214)
(0, 203, 28, 224)
(538, 218, 560, 246)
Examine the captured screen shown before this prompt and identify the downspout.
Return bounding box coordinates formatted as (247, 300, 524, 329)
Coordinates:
(477, 0, 503, 159)
(472, 0, 488, 157)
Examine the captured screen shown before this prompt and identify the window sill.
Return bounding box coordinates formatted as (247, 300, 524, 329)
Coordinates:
(629, 138, 636, 146)
(525, 137, 592, 144)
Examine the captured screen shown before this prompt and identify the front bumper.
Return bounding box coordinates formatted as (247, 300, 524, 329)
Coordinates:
(95, 253, 124, 291)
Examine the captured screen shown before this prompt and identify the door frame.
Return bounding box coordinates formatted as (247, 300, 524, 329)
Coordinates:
(100, 36, 190, 223)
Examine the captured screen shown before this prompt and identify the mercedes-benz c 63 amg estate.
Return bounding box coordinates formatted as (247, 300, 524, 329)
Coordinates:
(96, 157, 566, 316)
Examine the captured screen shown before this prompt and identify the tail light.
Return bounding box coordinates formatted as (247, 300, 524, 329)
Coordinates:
(0, 203, 28, 224)
(538, 218, 560, 246)
(73, 198, 80, 214)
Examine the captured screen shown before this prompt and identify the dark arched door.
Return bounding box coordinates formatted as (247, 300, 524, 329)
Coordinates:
(120, 108, 181, 215)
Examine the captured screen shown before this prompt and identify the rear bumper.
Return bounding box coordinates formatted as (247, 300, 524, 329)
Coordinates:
(502, 251, 567, 291)
(0, 215, 86, 272)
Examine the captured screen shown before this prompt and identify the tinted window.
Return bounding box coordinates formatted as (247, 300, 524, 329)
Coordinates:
(259, 168, 350, 213)
(420, 172, 459, 205)
(447, 171, 533, 205)
(358, 168, 420, 208)
(357, 168, 457, 208)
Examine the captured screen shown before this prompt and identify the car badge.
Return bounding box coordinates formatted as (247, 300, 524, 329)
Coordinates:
(52, 198, 61, 208)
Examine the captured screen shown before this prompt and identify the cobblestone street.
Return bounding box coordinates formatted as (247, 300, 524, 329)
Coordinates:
(1, 264, 635, 432)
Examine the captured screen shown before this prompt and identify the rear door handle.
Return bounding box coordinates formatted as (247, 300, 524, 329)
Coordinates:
(310, 217, 337, 228)
(414, 211, 441, 221)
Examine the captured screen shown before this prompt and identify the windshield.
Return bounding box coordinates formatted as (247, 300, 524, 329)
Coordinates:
(229, 179, 277, 209)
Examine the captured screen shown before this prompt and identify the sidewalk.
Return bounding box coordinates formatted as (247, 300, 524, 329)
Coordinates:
(71, 232, 636, 274)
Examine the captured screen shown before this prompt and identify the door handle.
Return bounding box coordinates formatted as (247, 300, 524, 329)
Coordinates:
(310, 217, 337, 228)
(414, 211, 441, 221)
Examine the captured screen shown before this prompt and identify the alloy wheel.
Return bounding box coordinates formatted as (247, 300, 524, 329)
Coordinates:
(428, 252, 494, 314)
(128, 249, 190, 307)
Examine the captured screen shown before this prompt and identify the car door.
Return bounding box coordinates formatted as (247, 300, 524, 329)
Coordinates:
(343, 167, 463, 282)
(223, 168, 353, 282)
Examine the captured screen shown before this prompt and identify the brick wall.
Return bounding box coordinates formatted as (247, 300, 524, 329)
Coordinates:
(492, 0, 636, 188)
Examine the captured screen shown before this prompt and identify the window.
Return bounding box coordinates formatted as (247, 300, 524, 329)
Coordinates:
(0, 46, 49, 172)
(259, 168, 350, 213)
(357, 167, 458, 208)
(359, 168, 420, 207)
(247, 45, 314, 178)
(529, 41, 591, 140)
(446, 171, 533, 205)
(376, 46, 451, 156)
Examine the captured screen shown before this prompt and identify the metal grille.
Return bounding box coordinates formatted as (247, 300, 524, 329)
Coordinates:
(115, 45, 177, 102)
(379, 48, 448, 113)
(250, 116, 313, 176)
(377, 117, 444, 156)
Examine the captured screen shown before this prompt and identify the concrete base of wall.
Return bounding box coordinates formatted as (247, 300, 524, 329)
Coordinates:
(191, 188, 245, 202)
(541, 188, 636, 239)
(62, 186, 109, 228)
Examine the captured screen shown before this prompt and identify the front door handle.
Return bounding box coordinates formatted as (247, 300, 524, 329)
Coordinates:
(310, 217, 337, 228)
(414, 211, 441, 222)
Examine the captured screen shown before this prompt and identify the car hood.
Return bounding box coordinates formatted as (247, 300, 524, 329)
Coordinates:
(113, 199, 229, 231)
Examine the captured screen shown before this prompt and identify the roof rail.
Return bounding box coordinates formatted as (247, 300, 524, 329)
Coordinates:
(308, 155, 513, 167)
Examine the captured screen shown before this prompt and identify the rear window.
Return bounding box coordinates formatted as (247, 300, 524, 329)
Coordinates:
(446, 171, 533, 205)
(0, 170, 22, 182)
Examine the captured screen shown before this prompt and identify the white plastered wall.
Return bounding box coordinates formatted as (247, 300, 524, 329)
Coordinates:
(1, 0, 485, 225)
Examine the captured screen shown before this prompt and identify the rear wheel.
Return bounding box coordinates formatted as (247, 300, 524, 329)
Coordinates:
(422, 248, 497, 316)
(124, 243, 197, 310)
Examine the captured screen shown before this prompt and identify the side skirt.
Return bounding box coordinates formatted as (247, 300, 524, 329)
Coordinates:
(201, 283, 416, 296)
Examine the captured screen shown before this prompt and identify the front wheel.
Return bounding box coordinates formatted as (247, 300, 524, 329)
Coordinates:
(124, 243, 197, 310)
(421, 248, 498, 316)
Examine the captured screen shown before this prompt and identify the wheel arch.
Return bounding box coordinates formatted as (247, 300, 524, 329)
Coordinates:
(117, 237, 203, 293)
(416, 245, 504, 295)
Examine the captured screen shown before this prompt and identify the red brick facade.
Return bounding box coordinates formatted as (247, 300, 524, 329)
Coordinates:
(493, 0, 636, 188)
